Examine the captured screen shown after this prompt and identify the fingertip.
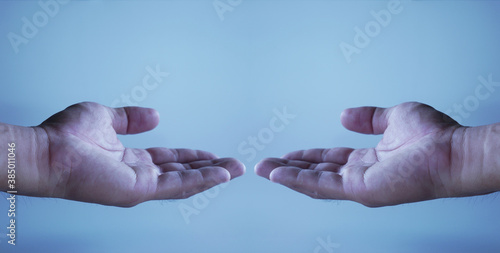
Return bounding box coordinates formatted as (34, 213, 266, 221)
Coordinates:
(230, 158, 246, 179)
(269, 169, 278, 182)
(340, 107, 363, 132)
(340, 108, 353, 128)
(241, 162, 247, 175)
(216, 157, 245, 179)
(151, 108, 160, 124)
(269, 167, 283, 183)
(145, 108, 160, 129)
(220, 168, 231, 183)
(254, 158, 275, 179)
(254, 160, 263, 174)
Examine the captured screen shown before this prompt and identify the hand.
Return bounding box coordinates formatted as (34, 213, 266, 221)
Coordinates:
(37, 102, 245, 207)
(255, 102, 466, 207)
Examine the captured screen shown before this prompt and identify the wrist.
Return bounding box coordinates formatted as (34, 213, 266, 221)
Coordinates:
(451, 123, 500, 197)
(0, 123, 50, 197)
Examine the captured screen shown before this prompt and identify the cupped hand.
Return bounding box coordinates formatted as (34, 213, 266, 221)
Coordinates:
(255, 102, 463, 207)
(38, 102, 245, 207)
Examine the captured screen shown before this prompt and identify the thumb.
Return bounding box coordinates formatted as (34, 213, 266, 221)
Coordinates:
(109, 106, 160, 135)
(340, 106, 390, 135)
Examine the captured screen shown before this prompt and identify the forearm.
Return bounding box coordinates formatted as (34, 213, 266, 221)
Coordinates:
(0, 123, 49, 196)
(452, 123, 500, 196)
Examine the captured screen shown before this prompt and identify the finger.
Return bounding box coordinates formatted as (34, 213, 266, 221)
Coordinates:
(340, 106, 390, 135)
(255, 158, 285, 179)
(110, 106, 160, 134)
(147, 148, 218, 164)
(255, 158, 342, 179)
(214, 158, 245, 179)
(154, 167, 231, 199)
(158, 158, 246, 179)
(282, 148, 354, 164)
(269, 167, 347, 200)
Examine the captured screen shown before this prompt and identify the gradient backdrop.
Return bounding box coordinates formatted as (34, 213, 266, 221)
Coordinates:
(1, 1, 500, 252)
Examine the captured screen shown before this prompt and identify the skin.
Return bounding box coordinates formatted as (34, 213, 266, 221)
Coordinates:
(255, 102, 500, 207)
(1, 101, 498, 208)
(0, 102, 245, 207)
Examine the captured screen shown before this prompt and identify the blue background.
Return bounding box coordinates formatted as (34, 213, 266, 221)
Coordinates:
(1, 0, 500, 252)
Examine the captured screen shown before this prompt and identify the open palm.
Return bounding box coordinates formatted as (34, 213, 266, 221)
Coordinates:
(255, 102, 462, 207)
(38, 102, 244, 207)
